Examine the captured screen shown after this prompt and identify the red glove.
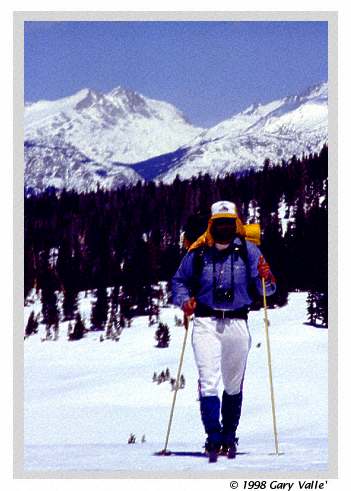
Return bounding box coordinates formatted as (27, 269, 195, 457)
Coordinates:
(182, 297, 197, 316)
(258, 256, 276, 284)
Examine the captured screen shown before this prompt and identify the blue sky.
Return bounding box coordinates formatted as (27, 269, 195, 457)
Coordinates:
(24, 21, 328, 128)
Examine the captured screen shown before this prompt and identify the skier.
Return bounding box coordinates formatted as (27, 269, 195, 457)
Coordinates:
(172, 201, 276, 462)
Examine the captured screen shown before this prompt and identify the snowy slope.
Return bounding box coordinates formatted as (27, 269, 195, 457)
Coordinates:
(25, 87, 201, 191)
(25, 139, 143, 192)
(24, 292, 328, 473)
(24, 82, 327, 191)
(25, 87, 202, 165)
(159, 82, 328, 183)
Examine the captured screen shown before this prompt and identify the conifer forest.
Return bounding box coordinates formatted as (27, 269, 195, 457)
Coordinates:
(24, 145, 328, 329)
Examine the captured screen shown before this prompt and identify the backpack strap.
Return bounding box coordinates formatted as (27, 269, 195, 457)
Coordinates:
(236, 236, 251, 285)
(237, 237, 259, 301)
(190, 246, 206, 296)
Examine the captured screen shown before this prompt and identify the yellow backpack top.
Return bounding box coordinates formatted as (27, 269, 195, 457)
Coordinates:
(187, 217, 261, 251)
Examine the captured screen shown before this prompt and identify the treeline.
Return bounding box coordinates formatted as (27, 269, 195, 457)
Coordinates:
(24, 145, 328, 325)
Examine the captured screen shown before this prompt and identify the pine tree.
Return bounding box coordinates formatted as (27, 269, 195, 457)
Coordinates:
(91, 287, 108, 331)
(111, 285, 120, 316)
(261, 211, 288, 308)
(67, 322, 73, 339)
(307, 291, 317, 325)
(24, 245, 37, 301)
(148, 298, 160, 326)
(105, 294, 120, 340)
(69, 313, 86, 341)
(25, 311, 39, 337)
(307, 291, 327, 328)
(105, 319, 113, 339)
(316, 291, 328, 328)
(53, 321, 59, 341)
(24, 147, 329, 321)
(119, 288, 132, 323)
(155, 322, 171, 348)
(62, 286, 78, 321)
(41, 273, 60, 340)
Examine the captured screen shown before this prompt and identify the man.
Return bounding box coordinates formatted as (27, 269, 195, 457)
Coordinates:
(172, 201, 276, 462)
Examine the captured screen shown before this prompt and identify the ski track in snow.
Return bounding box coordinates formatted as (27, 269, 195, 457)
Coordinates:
(24, 292, 328, 473)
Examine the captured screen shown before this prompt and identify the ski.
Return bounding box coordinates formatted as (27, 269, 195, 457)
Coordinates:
(154, 450, 249, 458)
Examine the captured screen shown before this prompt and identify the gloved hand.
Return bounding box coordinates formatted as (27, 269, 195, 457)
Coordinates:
(258, 256, 276, 284)
(182, 297, 197, 316)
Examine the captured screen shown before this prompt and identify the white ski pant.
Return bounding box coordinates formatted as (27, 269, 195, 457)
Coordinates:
(192, 317, 251, 398)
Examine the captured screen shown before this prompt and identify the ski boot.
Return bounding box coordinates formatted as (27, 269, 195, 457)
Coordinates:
(200, 396, 222, 463)
(205, 438, 221, 463)
(221, 437, 239, 459)
(221, 390, 242, 459)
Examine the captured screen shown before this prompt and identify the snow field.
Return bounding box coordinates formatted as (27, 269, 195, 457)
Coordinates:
(24, 292, 328, 473)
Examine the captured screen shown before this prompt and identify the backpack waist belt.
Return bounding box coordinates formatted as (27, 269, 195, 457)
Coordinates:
(195, 303, 248, 320)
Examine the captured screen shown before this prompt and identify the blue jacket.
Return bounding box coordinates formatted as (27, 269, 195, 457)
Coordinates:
(172, 237, 276, 311)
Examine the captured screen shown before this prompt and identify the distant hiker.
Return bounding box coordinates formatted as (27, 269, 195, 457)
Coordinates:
(172, 200, 276, 460)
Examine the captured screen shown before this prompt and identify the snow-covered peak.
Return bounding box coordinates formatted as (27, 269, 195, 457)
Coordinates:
(296, 81, 328, 101)
(25, 88, 90, 127)
(107, 86, 124, 97)
(247, 81, 328, 134)
(106, 86, 151, 115)
(158, 81, 328, 183)
(74, 88, 106, 111)
(241, 102, 261, 116)
(25, 81, 327, 191)
(25, 85, 203, 166)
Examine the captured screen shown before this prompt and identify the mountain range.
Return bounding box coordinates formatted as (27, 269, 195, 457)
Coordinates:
(24, 82, 328, 192)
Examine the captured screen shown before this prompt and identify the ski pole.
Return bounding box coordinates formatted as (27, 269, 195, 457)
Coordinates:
(159, 314, 189, 455)
(262, 278, 280, 456)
